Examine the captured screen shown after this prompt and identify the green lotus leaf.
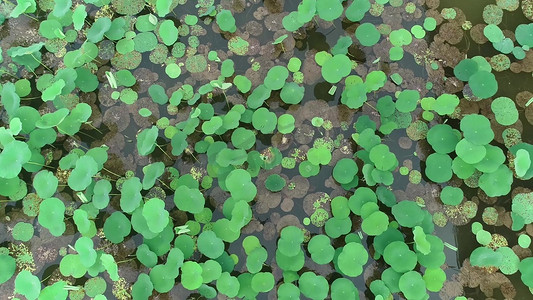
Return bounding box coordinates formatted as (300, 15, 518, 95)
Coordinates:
(246, 247, 267, 274)
(299, 271, 329, 299)
(455, 138, 487, 164)
(149, 264, 175, 293)
(12, 222, 34, 242)
(137, 125, 159, 156)
(38, 197, 66, 236)
(217, 272, 240, 297)
(316, 0, 342, 21)
(33, 170, 58, 199)
(516, 23, 533, 47)
(308, 235, 335, 265)
(233, 75, 252, 93)
(341, 82, 367, 109)
(252, 108, 277, 134)
(1, 82, 20, 117)
(395, 89, 420, 113)
(384, 241, 417, 273)
(280, 82, 305, 105)
(355, 23, 380, 46)
(519, 257, 533, 288)
(515, 149, 531, 178)
(15, 270, 41, 300)
(120, 177, 143, 213)
(142, 198, 169, 234)
(0, 140, 31, 179)
(142, 162, 165, 190)
(131, 273, 153, 300)
(468, 71, 498, 99)
(174, 185, 205, 214)
(361, 210, 388, 236)
(491, 96, 518, 125)
(512, 192, 533, 224)
(337, 242, 368, 277)
(475, 144, 505, 173)
(392, 200, 424, 228)
(346, 0, 370, 22)
(251, 272, 274, 293)
(103, 211, 131, 244)
(0, 254, 16, 284)
(216, 10, 236, 32)
(425, 153, 452, 183)
(333, 158, 358, 184)
(264, 66, 289, 90)
(478, 164, 513, 197)
(390, 28, 412, 46)
(68, 155, 98, 191)
(426, 124, 460, 153)
(440, 186, 463, 206)
(278, 226, 304, 257)
(322, 54, 352, 83)
(470, 246, 502, 267)
(369, 144, 397, 171)
(92, 179, 111, 209)
(278, 282, 301, 299)
(159, 20, 178, 46)
(399, 271, 426, 300)
(181, 261, 204, 290)
(307, 147, 331, 165)
(87, 17, 111, 43)
(365, 70, 387, 92)
(75, 236, 97, 267)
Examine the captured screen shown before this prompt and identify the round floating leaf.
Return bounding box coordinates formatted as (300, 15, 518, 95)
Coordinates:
(181, 261, 204, 290)
(425, 153, 452, 183)
(337, 242, 368, 277)
(491, 96, 518, 125)
(362, 211, 389, 236)
(174, 185, 205, 214)
(356, 23, 380, 46)
(104, 211, 131, 244)
(142, 198, 169, 234)
(216, 10, 236, 33)
(392, 200, 424, 228)
(399, 271, 426, 299)
(308, 235, 335, 265)
(440, 186, 463, 205)
(384, 241, 418, 273)
(333, 158, 358, 184)
(68, 156, 98, 191)
(251, 272, 274, 293)
(217, 272, 240, 297)
(0, 254, 16, 284)
(461, 114, 494, 145)
(455, 138, 487, 164)
(197, 230, 224, 259)
(265, 174, 286, 192)
(280, 82, 305, 104)
(516, 24, 533, 47)
(38, 197, 66, 236)
(321, 54, 352, 83)
(0, 140, 31, 179)
(454, 59, 478, 81)
(316, 0, 343, 21)
(515, 149, 531, 178)
(469, 71, 498, 99)
(33, 170, 58, 199)
(12, 222, 34, 242)
(479, 164, 513, 197)
(299, 272, 329, 299)
(15, 270, 41, 300)
(264, 66, 289, 90)
(427, 124, 460, 153)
